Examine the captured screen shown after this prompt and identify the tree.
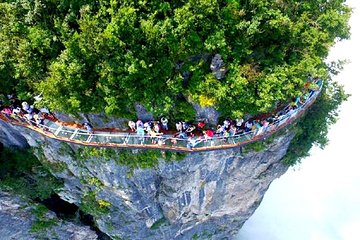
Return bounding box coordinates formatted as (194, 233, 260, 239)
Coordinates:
(0, 0, 351, 120)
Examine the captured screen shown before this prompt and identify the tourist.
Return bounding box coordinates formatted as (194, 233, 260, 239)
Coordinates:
(34, 112, 45, 127)
(83, 122, 94, 134)
(12, 106, 21, 115)
(236, 118, 244, 128)
(186, 125, 196, 134)
(203, 129, 214, 140)
(136, 119, 144, 129)
(128, 120, 136, 131)
(21, 102, 34, 114)
(223, 119, 231, 130)
(161, 117, 168, 130)
(0, 77, 322, 151)
(197, 120, 206, 130)
(216, 124, 226, 135)
(244, 121, 253, 132)
(149, 129, 162, 144)
(136, 126, 145, 137)
(229, 125, 237, 136)
(261, 120, 269, 133)
(153, 122, 160, 133)
(143, 121, 151, 133)
(175, 121, 182, 132)
(1, 107, 12, 116)
(182, 121, 189, 131)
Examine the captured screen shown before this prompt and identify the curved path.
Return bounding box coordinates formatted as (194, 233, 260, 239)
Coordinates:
(0, 83, 322, 152)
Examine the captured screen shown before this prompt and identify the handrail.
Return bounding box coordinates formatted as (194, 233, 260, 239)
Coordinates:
(0, 82, 322, 152)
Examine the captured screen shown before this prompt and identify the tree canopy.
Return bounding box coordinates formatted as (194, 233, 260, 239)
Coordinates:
(0, 0, 351, 119)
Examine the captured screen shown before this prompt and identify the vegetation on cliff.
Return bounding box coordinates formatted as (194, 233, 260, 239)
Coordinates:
(0, 146, 63, 200)
(0, 0, 352, 195)
(0, 0, 351, 120)
(283, 79, 349, 165)
(241, 78, 349, 165)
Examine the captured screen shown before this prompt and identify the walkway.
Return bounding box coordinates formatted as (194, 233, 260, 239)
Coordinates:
(0, 83, 322, 152)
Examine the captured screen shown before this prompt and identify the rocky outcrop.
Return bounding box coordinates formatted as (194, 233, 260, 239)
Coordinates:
(53, 104, 154, 129)
(0, 118, 293, 239)
(191, 103, 220, 126)
(54, 111, 129, 129)
(0, 191, 97, 240)
(210, 54, 227, 80)
(0, 119, 29, 148)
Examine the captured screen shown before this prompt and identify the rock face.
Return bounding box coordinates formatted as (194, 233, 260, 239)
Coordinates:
(54, 111, 129, 129)
(210, 54, 227, 80)
(0, 191, 97, 240)
(191, 103, 220, 126)
(0, 119, 294, 239)
(0, 119, 29, 148)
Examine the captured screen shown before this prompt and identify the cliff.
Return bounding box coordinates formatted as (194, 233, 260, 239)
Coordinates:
(0, 191, 97, 240)
(0, 119, 294, 239)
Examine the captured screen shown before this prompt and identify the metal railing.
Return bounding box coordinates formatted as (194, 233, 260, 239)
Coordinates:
(0, 82, 322, 152)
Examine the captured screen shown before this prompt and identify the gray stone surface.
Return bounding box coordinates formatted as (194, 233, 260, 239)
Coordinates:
(210, 54, 227, 80)
(54, 111, 129, 129)
(0, 191, 97, 240)
(53, 111, 80, 123)
(0, 120, 29, 148)
(135, 103, 154, 121)
(191, 103, 220, 126)
(54, 104, 155, 129)
(0, 118, 294, 239)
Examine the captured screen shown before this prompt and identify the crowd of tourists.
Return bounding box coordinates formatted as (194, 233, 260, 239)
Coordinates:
(0, 78, 321, 149)
(125, 78, 322, 148)
(126, 103, 295, 149)
(0, 94, 51, 128)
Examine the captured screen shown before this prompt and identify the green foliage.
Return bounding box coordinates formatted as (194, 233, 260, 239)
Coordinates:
(75, 147, 187, 177)
(106, 221, 114, 231)
(31, 218, 57, 233)
(0, 0, 351, 120)
(80, 176, 104, 188)
(170, 99, 197, 122)
(191, 230, 213, 240)
(150, 217, 167, 230)
(75, 147, 117, 162)
(32, 146, 67, 173)
(58, 142, 75, 156)
(283, 79, 349, 165)
(243, 130, 279, 154)
(0, 148, 63, 201)
(163, 151, 187, 161)
(243, 140, 267, 153)
(38, 157, 68, 174)
(30, 204, 58, 233)
(115, 149, 160, 170)
(192, 233, 200, 240)
(76, 146, 187, 166)
(79, 191, 111, 217)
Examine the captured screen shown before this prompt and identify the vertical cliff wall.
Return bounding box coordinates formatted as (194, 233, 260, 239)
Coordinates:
(0, 120, 294, 239)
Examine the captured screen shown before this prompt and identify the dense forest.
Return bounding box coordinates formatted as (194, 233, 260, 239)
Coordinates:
(0, 0, 351, 120)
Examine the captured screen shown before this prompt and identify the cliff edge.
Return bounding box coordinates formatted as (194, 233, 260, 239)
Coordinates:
(0, 119, 294, 239)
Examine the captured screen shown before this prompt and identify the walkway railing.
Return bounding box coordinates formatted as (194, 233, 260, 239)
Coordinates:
(0, 83, 322, 152)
